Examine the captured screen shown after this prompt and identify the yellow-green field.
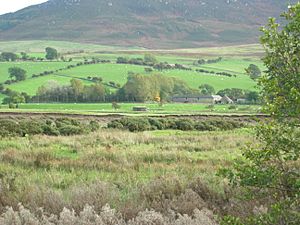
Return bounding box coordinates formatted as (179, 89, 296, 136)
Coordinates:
(0, 103, 261, 115)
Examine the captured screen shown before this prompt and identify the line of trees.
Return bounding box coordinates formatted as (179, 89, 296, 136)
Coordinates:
(195, 68, 237, 77)
(115, 74, 197, 102)
(32, 79, 109, 103)
(30, 74, 198, 103)
(193, 57, 223, 65)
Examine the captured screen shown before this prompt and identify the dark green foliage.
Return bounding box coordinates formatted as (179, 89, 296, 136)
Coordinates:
(0, 83, 4, 92)
(260, 4, 300, 117)
(2, 91, 27, 105)
(217, 88, 246, 101)
(0, 52, 18, 61)
(194, 57, 222, 65)
(245, 64, 261, 80)
(45, 47, 58, 60)
(174, 119, 195, 131)
(34, 79, 107, 103)
(0, 120, 22, 137)
(109, 117, 152, 132)
(0, 118, 101, 137)
(88, 120, 100, 132)
(116, 74, 196, 102)
(219, 4, 300, 224)
(8, 67, 27, 81)
(19, 121, 44, 136)
(42, 124, 60, 136)
(58, 125, 82, 136)
(108, 117, 246, 132)
(245, 91, 260, 103)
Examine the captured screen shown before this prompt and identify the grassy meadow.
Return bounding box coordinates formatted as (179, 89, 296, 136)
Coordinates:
(0, 124, 256, 222)
(0, 103, 261, 115)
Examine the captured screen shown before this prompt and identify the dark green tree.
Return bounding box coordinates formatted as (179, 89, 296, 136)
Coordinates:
(0, 83, 4, 92)
(245, 91, 260, 103)
(199, 84, 215, 95)
(0, 52, 18, 61)
(20, 52, 30, 60)
(45, 47, 58, 60)
(245, 64, 262, 80)
(220, 4, 300, 224)
(8, 67, 27, 81)
(217, 88, 245, 100)
(2, 92, 25, 107)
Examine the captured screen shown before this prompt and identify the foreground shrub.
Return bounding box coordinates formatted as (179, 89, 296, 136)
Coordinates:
(0, 120, 22, 137)
(0, 118, 101, 137)
(58, 125, 83, 136)
(107, 117, 246, 132)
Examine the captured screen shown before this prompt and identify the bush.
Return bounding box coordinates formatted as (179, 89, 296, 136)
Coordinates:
(0, 118, 100, 137)
(42, 124, 60, 136)
(0, 120, 22, 137)
(125, 118, 152, 132)
(107, 117, 246, 132)
(174, 119, 194, 131)
(58, 125, 83, 136)
(107, 120, 124, 130)
(20, 121, 44, 136)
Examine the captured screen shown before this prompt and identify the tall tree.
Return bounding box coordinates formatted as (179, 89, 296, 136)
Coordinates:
(70, 79, 84, 102)
(8, 67, 27, 81)
(246, 64, 262, 80)
(220, 4, 300, 224)
(45, 47, 58, 60)
(0, 52, 18, 61)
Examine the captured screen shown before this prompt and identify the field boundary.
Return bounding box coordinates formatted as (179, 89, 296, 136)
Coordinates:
(0, 111, 269, 121)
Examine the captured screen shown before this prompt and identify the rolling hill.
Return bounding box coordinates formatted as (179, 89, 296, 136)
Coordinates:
(0, 0, 296, 48)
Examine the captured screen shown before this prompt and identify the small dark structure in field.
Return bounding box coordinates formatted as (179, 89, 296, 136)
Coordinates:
(172, 95, 222, 104)
(133, 106, 148, 112)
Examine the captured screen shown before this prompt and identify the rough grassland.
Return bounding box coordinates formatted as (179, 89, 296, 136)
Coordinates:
(0, 128, 254, 214)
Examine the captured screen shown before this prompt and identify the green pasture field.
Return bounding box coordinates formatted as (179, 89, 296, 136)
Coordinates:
(7, 74, 93, 95)
(0, 61, 74, 83)
(0, 40, 264, 102)
(0, 103, 261, 115)
(2, 58, 259, 96)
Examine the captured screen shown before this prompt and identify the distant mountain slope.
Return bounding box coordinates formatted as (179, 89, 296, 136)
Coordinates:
(0, 0, 296, 48)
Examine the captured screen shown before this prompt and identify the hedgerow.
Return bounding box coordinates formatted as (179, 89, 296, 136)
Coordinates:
(0, 118, 101, 137)
(107, 117, 246, 132)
